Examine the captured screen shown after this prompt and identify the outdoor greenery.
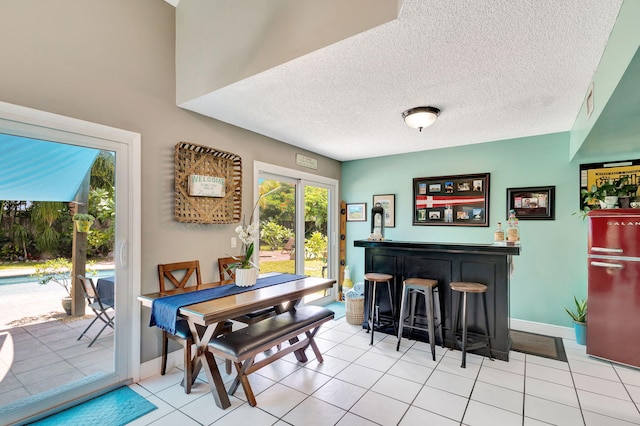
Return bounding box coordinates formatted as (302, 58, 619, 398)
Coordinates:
(32, 257, 96, 297)
(257, 180, 328, 259)
(0, 151, 115, 261)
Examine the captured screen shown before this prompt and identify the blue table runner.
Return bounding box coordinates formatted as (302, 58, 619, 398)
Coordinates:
(149, 273, 307, 335)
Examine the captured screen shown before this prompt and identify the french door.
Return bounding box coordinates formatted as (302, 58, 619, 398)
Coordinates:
(254, 162, 338, 304)
(0, 101, 140, 424)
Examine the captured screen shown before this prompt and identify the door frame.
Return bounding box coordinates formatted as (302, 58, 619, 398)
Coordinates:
(0, 101, 141, 423)
(254, 161, 339, 301)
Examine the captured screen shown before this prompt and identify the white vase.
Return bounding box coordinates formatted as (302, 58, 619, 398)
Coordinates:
(599, 196, 618, 209)
(235, 267, 257, 287)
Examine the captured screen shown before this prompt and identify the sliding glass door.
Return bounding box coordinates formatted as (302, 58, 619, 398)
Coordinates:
(254, 162, 338, 304)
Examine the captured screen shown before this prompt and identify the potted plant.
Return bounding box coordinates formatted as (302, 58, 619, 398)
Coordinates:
(73, 213, 95, 233)
(564, 296, 587, 345)
(33, 258, 96, 315)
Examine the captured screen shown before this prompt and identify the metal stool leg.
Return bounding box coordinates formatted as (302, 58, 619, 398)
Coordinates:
(482, 292, 494, 361)
(461, 291, 468, 368)
(425, 288, 436, 361)
(385, 279, 397, 335)
(369, 281, 378, 345)
(396, 283, 408, 351)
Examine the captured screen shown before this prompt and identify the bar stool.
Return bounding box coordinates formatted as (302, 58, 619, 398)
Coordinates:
(396, 278, 443, 361)
(450, 281, 493, 368)
(364, 272, 396, 345)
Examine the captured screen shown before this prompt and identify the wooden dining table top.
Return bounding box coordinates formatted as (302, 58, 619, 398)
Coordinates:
(138, 275, 336, 326)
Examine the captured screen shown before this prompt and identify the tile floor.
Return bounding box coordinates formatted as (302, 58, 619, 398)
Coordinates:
(129, 316, 640, 426)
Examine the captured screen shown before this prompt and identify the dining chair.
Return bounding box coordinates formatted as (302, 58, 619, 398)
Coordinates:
(218, 257, 277, 324)
(158, 260, 233, 393)
(76, 275, 115, 347)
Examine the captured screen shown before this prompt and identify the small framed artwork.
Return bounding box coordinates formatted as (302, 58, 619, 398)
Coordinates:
(506, 186, 555, 220)
(346, 203, 367, 222)
(372, 194, 395, 228)
(413, 173, 490, 227)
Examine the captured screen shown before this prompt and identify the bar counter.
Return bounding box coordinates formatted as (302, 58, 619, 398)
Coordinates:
(354, 239, 520, 361)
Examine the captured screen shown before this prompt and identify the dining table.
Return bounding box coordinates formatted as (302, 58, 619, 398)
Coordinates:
(96, 275, 115, 307)
(138, 273, 336, 409)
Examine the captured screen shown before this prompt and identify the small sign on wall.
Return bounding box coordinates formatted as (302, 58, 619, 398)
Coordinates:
(296, 153, 318, 170)
(188, 175, 225, 197)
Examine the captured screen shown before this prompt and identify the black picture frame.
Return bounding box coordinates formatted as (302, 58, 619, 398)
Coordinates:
(506, 186, 555, 220)
(413, 173, 490, 226)
(578, 159, 640, 210)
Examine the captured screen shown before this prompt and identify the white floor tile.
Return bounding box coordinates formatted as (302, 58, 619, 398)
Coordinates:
(524, 395, 584, 426)
(279, 366, 331, 394)
(155, 381, 211, 409)
(180, 392, 244, 425)
(353, 351, 397, 373)
(582, 410, 640, 426)
(437, 355, 482, 380)
(335, 412, 379, 426)
(526, 354, 570, 371)
(325, 342, 367, 362)
(577, 389, 640, 424)
(482, 356, 525, 375)
(463, 400, 522, 426)
(570, 359, 620, 381)
(526, 362, 574, 387)
(525, 376, 579, 408)
(386, 358, 433, 384)
(283, 396, 347, 426)
(349, 389, 409, 426)
(412, 385, 468, 422)
(303, 353, 351, 377)
(252, 382, 308, 418)
(572, 372, 630, 400)
(471, 380, 523, 414)
(477, 364, 524, 392)
(426, 369, 475, 397)
(399, 405, 459, 425)
(334, 363, 384, 389)
(312, 377, 367, 410)
(370, 373, 422, 404)
(147, 409, 201, 425)
(615, 364, 640, 387)
(209, 402, 279, 426)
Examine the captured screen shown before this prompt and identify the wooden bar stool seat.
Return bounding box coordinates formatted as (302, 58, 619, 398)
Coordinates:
(396, 277, 443, 361)
(450, 281, 493, 368)
(364, 272, 396, 345)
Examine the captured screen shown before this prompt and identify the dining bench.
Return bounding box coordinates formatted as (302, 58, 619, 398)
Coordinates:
(207, 305, 334, 406)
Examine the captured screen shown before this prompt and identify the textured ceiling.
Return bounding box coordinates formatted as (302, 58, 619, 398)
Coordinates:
(176, 0, 624, 162)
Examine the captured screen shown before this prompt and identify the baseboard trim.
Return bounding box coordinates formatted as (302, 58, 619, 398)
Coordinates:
(510, 318, 574, 341)
(139, 349, 184, 380)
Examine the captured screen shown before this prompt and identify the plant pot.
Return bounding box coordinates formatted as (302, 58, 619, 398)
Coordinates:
(61, 296, 72, 315)
(235, 267, 257, 287)
(618, 196, 631, 208)
(599, 196, 618, 209)
(74, 219, 93, 233)
(573, 321, 586, 345)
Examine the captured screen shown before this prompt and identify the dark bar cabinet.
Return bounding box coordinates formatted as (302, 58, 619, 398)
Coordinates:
(354, 240, 520, 361)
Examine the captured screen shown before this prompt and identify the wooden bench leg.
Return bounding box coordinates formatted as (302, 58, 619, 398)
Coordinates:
(230, 358, 257, 406)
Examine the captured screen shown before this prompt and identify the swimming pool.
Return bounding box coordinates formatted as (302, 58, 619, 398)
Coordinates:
(0, 269, 115, 286)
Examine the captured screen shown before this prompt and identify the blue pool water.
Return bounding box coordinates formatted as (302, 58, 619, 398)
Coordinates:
(0, 269, 114, 286)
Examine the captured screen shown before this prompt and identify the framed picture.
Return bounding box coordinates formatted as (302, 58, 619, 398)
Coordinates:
(507, 186, 555, 220)
(346, 203, 367, 222)
(372, 194, 395, 228)
(413, 173, 490, 226)
(579, 159, 640, 210)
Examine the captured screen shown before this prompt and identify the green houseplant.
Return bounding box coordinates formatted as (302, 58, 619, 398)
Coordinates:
(565, 296, 587, 345)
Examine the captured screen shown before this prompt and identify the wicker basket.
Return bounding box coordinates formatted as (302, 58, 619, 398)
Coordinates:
(346, 296, 364, 325)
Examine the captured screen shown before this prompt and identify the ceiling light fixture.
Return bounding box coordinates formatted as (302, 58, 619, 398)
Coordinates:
(402, 106, 440, 132)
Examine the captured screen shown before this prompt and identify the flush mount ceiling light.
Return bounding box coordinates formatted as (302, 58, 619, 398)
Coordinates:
(402, 106, 440, 132)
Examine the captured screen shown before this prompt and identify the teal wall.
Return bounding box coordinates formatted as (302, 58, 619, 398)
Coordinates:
(342, 132, 589, 327)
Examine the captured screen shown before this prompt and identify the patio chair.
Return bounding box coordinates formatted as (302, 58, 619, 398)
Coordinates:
(281, 237, 295, 254)
(218, 257, 278, 325)
(158, 260, 233, 393)
(76, 275, 115, 348)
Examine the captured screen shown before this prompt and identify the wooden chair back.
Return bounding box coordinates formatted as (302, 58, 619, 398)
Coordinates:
(158, 260, 202, 292)
(218, 257, 237, 281)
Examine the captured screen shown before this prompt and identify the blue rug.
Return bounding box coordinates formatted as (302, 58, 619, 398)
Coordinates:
(29, 386, 156, 426)
(324, 301, 346, 320)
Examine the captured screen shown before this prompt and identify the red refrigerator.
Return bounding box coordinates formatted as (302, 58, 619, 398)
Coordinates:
(587, 209, 640, 367)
